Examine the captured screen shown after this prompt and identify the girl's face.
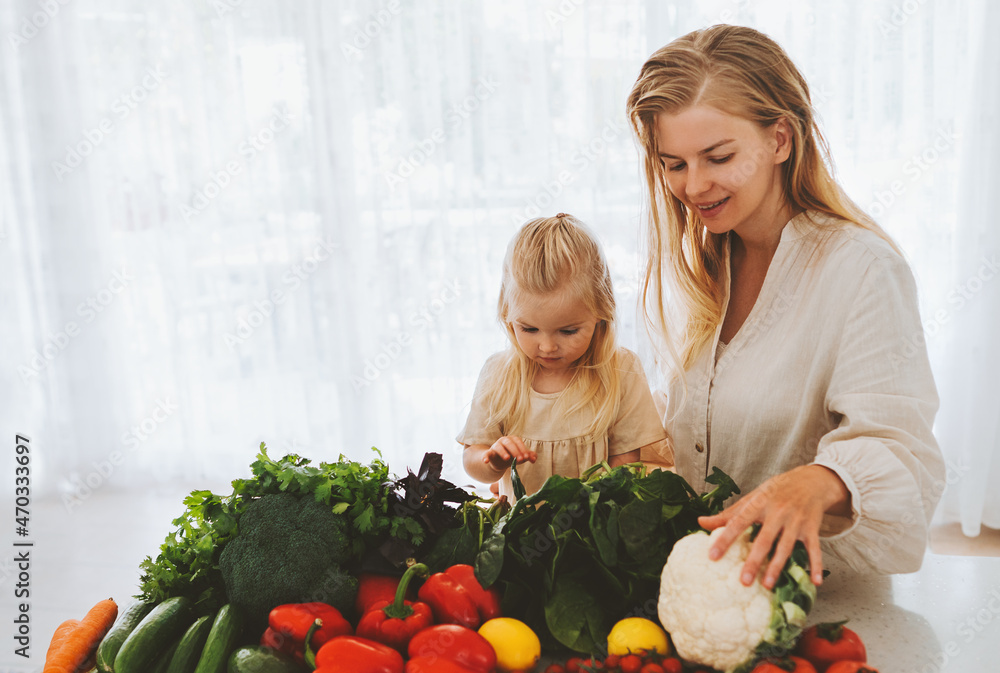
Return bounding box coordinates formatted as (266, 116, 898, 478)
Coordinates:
(653, 104, 793, 240)
(509, 288, 599, 374)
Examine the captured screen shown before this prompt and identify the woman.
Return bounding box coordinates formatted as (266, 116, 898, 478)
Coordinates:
(625, 25, 944, 588)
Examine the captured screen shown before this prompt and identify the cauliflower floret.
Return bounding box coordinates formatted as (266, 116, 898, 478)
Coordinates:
(657, 527, 776, 672)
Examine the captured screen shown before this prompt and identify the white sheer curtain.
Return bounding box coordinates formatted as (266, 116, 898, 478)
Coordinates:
(933, 0, 1000, 536)
(1, 0, 991, 535)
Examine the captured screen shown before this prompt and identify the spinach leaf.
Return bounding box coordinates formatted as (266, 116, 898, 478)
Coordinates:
(544, 575, 608, 653)
(475, 531, 506, 587)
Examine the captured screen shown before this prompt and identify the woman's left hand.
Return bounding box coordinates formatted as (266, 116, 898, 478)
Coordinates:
(697, 464, 851, 589)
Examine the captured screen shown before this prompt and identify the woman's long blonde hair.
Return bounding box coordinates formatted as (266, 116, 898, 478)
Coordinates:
(625, 24, 890, 374)
(483, 213, 623, 439)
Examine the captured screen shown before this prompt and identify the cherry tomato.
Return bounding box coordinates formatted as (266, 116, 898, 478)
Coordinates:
(751, 656, 818, 673)
(796, 621, 867, 671)
(659, 657, 682, 673)
(825, 663, 879, 673)
(603, 654, 621, 668)
(565, 657, 584, 673)
(544, 665, 566, 673)
(639, 663, 664, 673)
(618, 653, 643, 673)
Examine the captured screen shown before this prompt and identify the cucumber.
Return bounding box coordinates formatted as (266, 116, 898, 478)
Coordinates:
(166, 613, 215, 673)
(193, 604, 244, 673)
(114, 596, 193, 673)
(95, 599, 156, 672)
(152, 638, 181, 673)
(227, 646, 305, 673)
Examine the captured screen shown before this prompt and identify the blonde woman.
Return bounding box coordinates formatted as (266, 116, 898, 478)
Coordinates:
(459, 214, 669, 499)
(626, 25, 944, 587)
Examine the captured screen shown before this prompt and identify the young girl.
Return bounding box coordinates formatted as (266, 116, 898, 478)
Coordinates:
(459, 213, 670, 499)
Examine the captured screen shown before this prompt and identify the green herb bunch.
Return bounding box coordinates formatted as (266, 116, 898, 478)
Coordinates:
(137, 443, 493, 613)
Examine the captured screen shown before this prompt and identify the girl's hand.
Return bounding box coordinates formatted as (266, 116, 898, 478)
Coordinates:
(697, 464, 851, 589)
(484, 436, 536, 472)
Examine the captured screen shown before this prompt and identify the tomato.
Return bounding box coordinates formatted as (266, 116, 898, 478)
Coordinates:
(603, 654, 621, 668)
(825, 663, 878, 673)
(619, 654, 643, 673)
(544, 665, 566, 673)
(795, 621, 867, 672)
(751, 656, 818, 673)
(638, 663, 664, 673)
(659, 657, 682, 673)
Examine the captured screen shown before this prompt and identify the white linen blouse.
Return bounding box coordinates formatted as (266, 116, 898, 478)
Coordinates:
(657, 211, 945, 574)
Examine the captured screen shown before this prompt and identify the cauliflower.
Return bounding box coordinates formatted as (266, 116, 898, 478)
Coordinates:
(657, 527, 817, 673)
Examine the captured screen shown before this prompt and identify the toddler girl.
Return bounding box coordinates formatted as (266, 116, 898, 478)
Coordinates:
(459, 213, 671, 499)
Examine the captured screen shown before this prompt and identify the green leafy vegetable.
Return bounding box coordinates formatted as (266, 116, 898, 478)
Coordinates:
(137, 444, 495, 612)
(473, 462, 740, 654)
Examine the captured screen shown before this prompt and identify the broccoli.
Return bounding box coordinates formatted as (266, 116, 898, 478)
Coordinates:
(219, 492, 359, 629)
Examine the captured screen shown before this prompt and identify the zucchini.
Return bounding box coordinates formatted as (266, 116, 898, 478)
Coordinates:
(114, 596, 193, 673)
(166, 613, 215, 673)
(193, 604, 244, 673)
(227, 646, 305, 673)
(95, 599, 156, 672)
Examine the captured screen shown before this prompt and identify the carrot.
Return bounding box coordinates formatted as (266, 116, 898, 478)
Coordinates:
(45, 619, 80, 663)
(43, 598, 118, 673)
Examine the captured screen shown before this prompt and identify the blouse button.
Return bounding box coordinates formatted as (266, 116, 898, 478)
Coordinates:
(695, 443, 705, 453)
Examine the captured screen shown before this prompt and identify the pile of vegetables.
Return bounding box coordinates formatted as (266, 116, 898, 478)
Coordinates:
(44, 445, 878, 673)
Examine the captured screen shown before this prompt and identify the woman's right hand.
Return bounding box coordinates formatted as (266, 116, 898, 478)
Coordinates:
(484, 436, 536, 471)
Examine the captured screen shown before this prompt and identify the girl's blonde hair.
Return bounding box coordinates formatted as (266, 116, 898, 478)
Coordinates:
(484, 213, 623, 439)
(625, 24, 891, 374)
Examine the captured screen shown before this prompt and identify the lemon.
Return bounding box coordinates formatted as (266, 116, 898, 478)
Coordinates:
(477, 617, 541, 672)
(606, 617, 671, 656)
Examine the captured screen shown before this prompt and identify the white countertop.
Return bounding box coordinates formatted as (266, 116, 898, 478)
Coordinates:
(808, 553, 1000, 671)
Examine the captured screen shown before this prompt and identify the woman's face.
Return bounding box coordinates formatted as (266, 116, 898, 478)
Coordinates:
(653, 104, 792, 240)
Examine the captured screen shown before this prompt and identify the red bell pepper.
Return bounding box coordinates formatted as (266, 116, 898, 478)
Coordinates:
(405, 657, 488, 673)
(416, 564, 502, 629)
(406, 624, 497, 673)
(356, 573, 414, 615)
(310, 635, 405, 673)
(261, 602, 353, 663)
(355, 562, 433, 652)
